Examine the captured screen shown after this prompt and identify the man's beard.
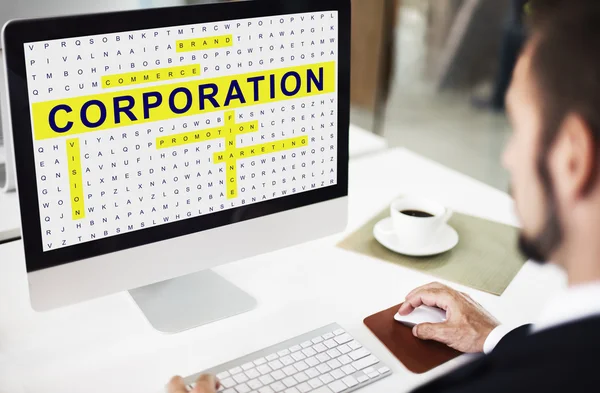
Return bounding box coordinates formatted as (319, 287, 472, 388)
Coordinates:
(517, 188, 563, 264)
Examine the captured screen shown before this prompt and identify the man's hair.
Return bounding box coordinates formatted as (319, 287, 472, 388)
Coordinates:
(528, 0, 600, 172)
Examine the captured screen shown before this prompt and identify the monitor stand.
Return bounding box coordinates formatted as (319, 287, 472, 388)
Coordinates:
(129, 270, 257, 333)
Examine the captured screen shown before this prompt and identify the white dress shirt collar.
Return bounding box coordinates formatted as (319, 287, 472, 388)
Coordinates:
(532, 281, 600, 333)
(484, 281, 600, 354)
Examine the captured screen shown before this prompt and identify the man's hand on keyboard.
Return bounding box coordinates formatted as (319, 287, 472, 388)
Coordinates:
(398, 282, 500, 353)
(167, 374, 219, 393)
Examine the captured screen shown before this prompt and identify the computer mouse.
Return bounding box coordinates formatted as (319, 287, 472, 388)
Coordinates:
(394, 305, 447, 327)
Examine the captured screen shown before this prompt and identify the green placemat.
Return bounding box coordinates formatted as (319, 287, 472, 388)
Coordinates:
(337, 206, 526, 296)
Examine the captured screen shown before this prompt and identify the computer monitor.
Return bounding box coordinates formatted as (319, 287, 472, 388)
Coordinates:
(2, 0, 350, 332)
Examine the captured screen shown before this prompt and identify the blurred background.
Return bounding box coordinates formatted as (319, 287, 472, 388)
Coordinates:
(0, 0, 520, 192)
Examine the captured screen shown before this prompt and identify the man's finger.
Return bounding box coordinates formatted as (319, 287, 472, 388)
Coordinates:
(167, 376, 188, 393)
(412, 322, 451, 344)
(405, 282, 447, 300)
(193, 374, 219, 393)
(403, 288, 453, 313)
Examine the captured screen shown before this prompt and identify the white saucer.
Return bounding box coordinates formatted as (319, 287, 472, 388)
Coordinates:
(373, 217, 459, 257)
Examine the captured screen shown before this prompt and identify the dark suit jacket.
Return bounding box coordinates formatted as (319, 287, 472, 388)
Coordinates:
(411, 316, 600, 392)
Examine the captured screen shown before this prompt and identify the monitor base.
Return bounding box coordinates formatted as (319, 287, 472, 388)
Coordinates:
(129, 270, 257, 333)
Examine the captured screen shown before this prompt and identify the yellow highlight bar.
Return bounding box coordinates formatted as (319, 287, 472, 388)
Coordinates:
(156, 120, 259, 149)
(214, 136, 308, 164)
(32, 61, 335, 141)
(66, 138, 85, 220)
(101, 64, 201, 89)
(176, 35, 233, 52)
(226, 160, 237, 199)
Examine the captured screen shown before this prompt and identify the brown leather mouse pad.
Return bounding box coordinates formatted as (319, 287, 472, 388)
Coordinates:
(364, 303, 461, 374)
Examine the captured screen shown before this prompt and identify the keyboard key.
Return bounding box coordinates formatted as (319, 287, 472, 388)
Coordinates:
(326, 349, 341, 359)
(296, 382, 311, 393)
(285, 388, 299, 393)
(329, 380, 347, 393)
(306, 368, 320, 379)
(338, 345, 351, 355)
(217, 371, 231, 380)
(221, 378, 236, 388)
(301, 341, 312, 349)
(363, 367, 375, 375)
(312, 336, 324, 344)
(294, 372, 309, 383)
(258, 365, 273, 375)
(348, 341, 361, 350)
(316, 353, 330, 363)
(326, 359, 342, 370)
(234, 373, 249, 384)
(254, 357, 267, 366)
(229, 367, 243, 375)
(313, 343, 328, 353)
(282, 377, 297, 388)
(319, 373, 334, 384)
(278, 349, 291, 357)
(268, 360, 284, 370)
(291, 352, 306, 361)
(223, 389, 235, 393)
(302, 347, 317, 357)
(333, 329, 345, 336)
(338, 355, 352, 365)
(367, 371, 380, 379)
(280, 356, 294, 366)
(341, 365, 356, 375)
(289, 345, 302, 353)
(259, 375, 275, 385)
(309, 378, 324, 389)
(330, 369, 345, 380)
(266, 354, 279, 361)
(242, 362, 255, 371)
(246, 369, 261, 380)
(271, 381, 286, 392)
(248, 379, 263, 390)
(271, 370, 286, 381)
(334, 334, 352, 345)
(378, 366, 391, 374)
(322, 332, 335, 340)
(305, 357, 320, 367)
(357, 375, 369, 383)
(341, 376, 358, 388)
(259, 387, 275, 393)
(352, 355, 379, 371)
(295, 361, 309, 372)
(349, 348, 370, 361)
(283, 366, 297, 376)
(324, 339, 337, 349)
(235, 383, 251, 393)
(316, 363, 332, 374)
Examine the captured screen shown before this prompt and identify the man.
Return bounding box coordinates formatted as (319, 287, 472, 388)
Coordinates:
(169, 0, 600, 391)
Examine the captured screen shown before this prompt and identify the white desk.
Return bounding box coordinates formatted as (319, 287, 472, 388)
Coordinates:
(0, 125, 386, 244)
(348, 125, 388, 158)
(0, 190, 19, 242)
(0, 148, 565, 393)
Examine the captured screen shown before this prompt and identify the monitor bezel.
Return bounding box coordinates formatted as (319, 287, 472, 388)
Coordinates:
(3, 0, 350, 273)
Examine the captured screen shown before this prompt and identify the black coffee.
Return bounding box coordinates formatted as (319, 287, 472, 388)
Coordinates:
(400, 210, 434, 218)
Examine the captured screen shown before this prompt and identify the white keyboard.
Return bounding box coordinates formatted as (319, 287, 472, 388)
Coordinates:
(184, 323, 391, 393)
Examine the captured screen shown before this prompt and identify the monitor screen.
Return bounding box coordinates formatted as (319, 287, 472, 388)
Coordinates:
(4, 0, 349, 271)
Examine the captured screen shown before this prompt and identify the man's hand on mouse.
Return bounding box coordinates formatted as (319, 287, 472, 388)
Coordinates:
(398, 282, 500, 353)
(167, 374, 219, 393)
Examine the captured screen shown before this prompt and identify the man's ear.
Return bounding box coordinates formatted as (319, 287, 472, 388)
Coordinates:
(549, 113, 596, 201)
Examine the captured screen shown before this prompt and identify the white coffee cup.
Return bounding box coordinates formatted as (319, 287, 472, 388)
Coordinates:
(382, 196, 453, 248)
